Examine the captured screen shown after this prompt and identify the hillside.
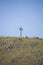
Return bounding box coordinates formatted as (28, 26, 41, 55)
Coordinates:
(0, 37, 43, 65)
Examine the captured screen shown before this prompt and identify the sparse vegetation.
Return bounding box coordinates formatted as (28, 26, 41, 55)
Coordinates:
(0, 37, 43, 65)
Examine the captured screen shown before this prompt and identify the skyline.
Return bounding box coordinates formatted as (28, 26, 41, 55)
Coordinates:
(0, 0, 43, 38)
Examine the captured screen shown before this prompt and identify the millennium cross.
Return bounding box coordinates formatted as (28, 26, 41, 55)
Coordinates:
(19, 26, 23, 37)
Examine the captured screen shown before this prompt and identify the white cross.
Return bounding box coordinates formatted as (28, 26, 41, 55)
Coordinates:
(19, 26, 23, 37)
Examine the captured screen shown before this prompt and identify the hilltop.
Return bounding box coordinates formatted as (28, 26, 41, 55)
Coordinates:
(0, 37, 43, 65)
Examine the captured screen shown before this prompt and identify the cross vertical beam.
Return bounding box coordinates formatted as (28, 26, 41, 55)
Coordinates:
(19, 26, 23, 37)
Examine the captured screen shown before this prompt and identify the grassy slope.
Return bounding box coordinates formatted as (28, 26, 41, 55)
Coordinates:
(0, 37, 43, 65)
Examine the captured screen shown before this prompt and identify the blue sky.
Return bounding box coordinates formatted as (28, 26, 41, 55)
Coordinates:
(0, 0, 43, 38)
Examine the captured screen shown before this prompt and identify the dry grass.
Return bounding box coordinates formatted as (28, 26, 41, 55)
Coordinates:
(0, 37, 43, 65)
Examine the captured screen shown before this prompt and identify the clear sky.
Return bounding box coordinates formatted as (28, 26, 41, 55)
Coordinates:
(0, 0, 43, 38)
